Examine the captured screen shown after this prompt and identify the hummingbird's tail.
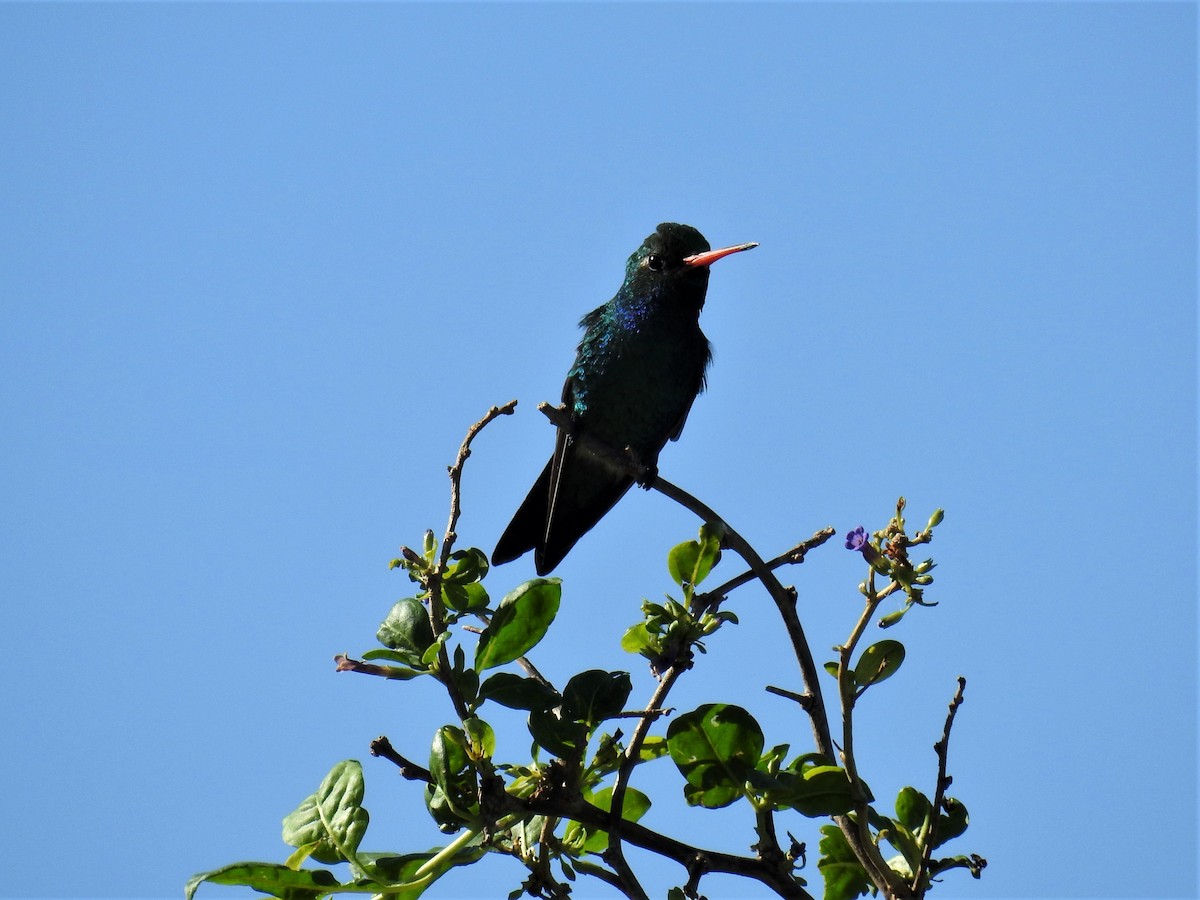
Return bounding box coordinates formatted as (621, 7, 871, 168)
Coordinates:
(491, 460, 553, 569)
(492, 451, 633, 575)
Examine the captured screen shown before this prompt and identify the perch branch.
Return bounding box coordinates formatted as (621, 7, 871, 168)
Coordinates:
(536, 402, 834, 759)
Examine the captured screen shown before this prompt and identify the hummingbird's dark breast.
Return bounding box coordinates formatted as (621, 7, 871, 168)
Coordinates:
(566, 298, 710, 461)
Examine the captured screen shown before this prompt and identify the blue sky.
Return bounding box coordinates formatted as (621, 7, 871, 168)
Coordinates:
(1, 4, 1195, 900)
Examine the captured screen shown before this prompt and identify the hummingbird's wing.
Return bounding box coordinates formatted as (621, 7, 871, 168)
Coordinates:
(668, 402, 694, 442)
(669, 347, 709, 442)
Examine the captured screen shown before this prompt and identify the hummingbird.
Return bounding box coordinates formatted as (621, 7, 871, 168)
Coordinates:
(492, 222, 757, 575)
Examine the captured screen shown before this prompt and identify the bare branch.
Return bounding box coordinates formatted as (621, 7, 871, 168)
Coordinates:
(428, 400, 517, 722)
(694, 527, 838, 613)
(913, 677, 968, 894)
(440, 399, 518, 569)
(370, 736, 433, 783)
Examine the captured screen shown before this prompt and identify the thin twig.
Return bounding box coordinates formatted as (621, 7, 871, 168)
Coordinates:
(335, 653, 418, 681)
(370, 736, 433, 783)
(609, 708, 673, 720)
(428, 401, 517, 722)
(765, 685, 812, 707)
(516, 655, 555, 690)
(439, 399, 518, 569)
(572, 858, 631, 893)
(694, 527, 838, 613)
(912, 677, 967, 894)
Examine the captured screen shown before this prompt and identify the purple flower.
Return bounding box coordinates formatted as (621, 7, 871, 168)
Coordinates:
(845, 526, 884, 567)
(844, 526, 868, 552)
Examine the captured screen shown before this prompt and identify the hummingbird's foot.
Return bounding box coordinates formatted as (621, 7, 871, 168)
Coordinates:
(623, 446, 658, 488)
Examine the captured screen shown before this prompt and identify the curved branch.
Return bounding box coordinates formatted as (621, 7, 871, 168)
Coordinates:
(650, 475, 835, 757)
(535, 402, 834, 756)
(431, 401, 518, 725)
(439, 399, 518, 569)
(535, 402, 898, 897)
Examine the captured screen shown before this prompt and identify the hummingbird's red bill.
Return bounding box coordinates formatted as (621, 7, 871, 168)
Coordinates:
(682, 242, 758, 268)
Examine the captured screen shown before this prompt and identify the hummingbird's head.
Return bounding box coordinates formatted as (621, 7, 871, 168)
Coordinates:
(622, 223, 757, 309)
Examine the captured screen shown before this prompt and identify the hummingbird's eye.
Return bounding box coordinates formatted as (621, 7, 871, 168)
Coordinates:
(646, 253, 665, 272)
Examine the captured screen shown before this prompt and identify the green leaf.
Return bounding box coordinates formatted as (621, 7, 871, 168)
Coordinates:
(880, 817, 922, 873)
(376, 598, 435, 665)
(934, 797, 969, 847)
(421, 632, 450, 668)
(759, 743, 790, 776)
(756, 755, 853, 817)
(666, 704, 763, 809)
(442, 581, 489, 613)
(475, 579, 561, 671)
(638, 735, 670, 763)
(478, 672, 560, 711)
(620, 622, 657, 655)
(562, 670, 632, 726)
(356, 851, 431, 883)
(667, 542, 700, 590)
(783, 765, 856, 817)
(667, 524, 722, 591)
(894, 786, 931, 833)
(429, 727, 470, 796)
(359, 846, 485, 894)
(462, 716, 495, 760)
(455, 667, 480, 707)
(426, 726, 477, 830)
(527, 708, 588, 760)
(185, 862, 342, 900)
(853, 639, 905, 689)
(817, 824, 873, 900)
(280, 760, 368, 867)
(444, 548, 489, 585)
(361, 648, 424, 664)
(929, 851, 986, 879)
